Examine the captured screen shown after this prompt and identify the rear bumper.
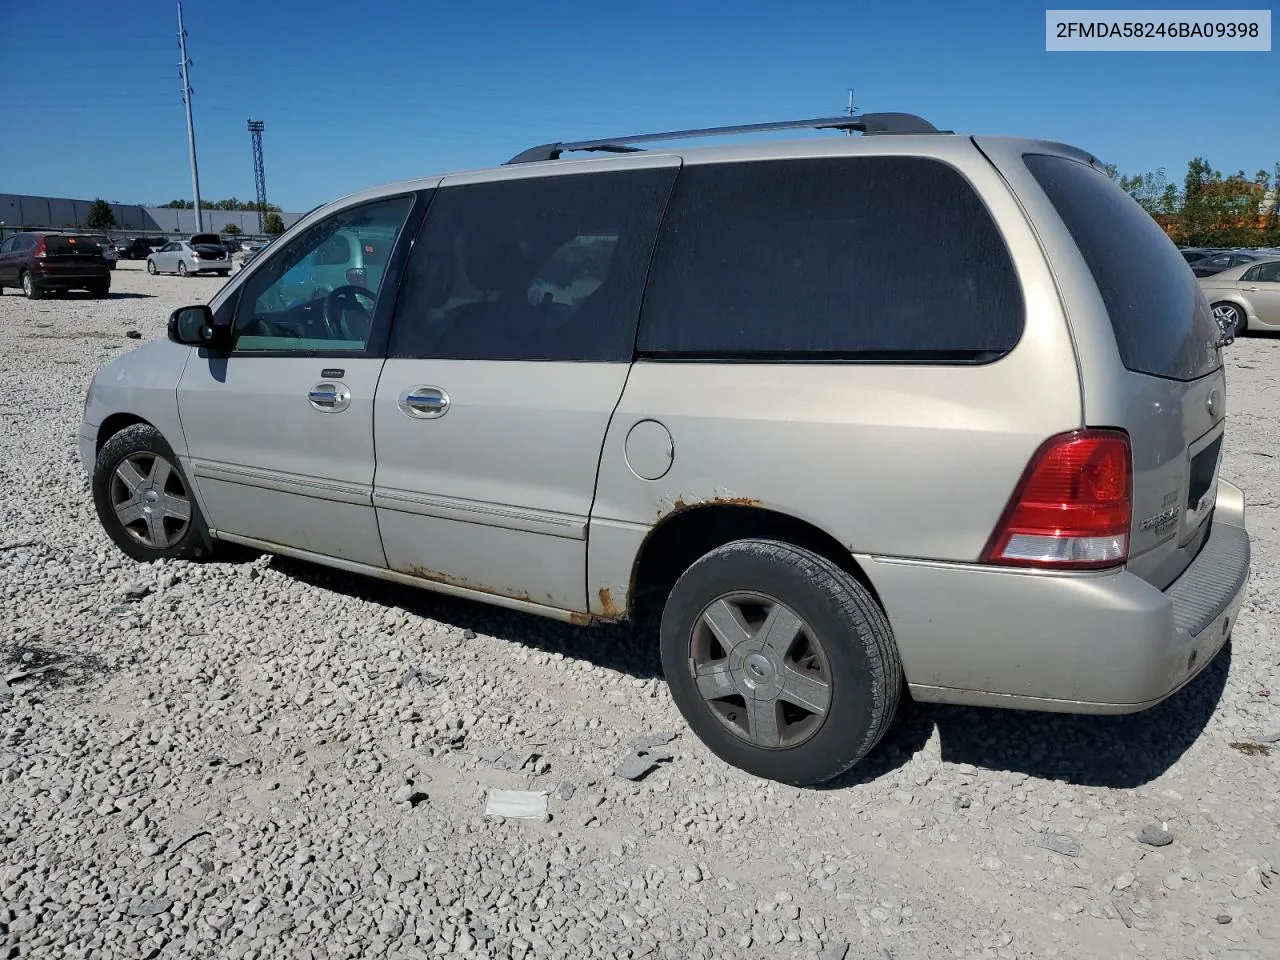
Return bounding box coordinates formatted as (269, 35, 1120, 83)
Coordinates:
(32, 269, 109, 288)
(864, 480, 1250, 713)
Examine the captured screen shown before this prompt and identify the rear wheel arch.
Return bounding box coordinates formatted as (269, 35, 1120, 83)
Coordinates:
(626, 503, 883, 621)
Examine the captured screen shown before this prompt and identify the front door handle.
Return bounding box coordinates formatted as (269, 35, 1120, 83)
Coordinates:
(308, 381, 352, 413)
(398, 385, 450, 420)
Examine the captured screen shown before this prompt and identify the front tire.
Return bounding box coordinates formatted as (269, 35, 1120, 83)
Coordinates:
(660, 539, 902, 786)
(217, 270, 230, 277)
(90, 283, 110, 299)
(92, 424, 213, 563)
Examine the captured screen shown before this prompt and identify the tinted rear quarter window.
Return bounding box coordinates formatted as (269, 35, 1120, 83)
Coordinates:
(1023, 153, 1220, 382)
(637, 156, 1024, 360)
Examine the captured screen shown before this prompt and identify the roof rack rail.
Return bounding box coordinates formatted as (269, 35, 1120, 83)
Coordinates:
(505, 113, 947, 165)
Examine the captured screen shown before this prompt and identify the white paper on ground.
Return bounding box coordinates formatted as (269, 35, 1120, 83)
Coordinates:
(484, 788, 549, 820)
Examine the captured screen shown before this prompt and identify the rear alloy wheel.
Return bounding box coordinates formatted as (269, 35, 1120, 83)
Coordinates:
(146, 260, 157, 275)
(177, 261, 188, 277)
(20, 270, 41, 300)
(92, 423, 213, 563)
(1212, 302, 1247, 338)
(660, 538, 902, 785)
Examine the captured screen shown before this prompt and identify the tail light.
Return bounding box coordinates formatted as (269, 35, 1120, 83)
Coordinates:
(34, 239, 47, 258)
(982, 429, 1131, 570)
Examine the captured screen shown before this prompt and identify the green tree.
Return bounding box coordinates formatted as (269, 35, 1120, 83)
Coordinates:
(263, 212, 285, 235)
(222, 223, 242, 235)
(86, 198, 116, 231)
(1118, 169, 1175, 215)
(160, 199, 195, 209)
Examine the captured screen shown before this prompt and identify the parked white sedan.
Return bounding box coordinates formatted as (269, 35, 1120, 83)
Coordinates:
(146, 236, 232, 278)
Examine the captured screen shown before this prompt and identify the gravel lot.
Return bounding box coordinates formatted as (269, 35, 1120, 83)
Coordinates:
(2, 262, 1279, 960)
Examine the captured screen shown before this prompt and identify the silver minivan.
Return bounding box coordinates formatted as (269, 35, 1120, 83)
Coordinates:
(80, 114, 1250, 785)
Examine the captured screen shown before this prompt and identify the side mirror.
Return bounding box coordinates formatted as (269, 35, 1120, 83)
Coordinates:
(167, 305, 228, 351)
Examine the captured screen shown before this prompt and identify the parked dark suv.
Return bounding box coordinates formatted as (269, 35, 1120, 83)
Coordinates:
(116, 237, 168, 260)
(0, 232, 110, 299)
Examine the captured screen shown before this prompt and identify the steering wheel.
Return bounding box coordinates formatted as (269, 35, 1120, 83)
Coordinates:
(323, 285, 377, 340)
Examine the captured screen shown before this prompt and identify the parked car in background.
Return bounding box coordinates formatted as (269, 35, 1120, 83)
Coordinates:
(234, 239, 273, 271)
(1189, 250, 1268, 278)
(0, 231, 110, 299)
(1199, 257, 1280, 336)
(1179, 246, 1225, 265)
(78, 113, 1249, 785)
(147, 238, 232, 277)
(117, 237, 168, 260)
(92, 236, 120, 270)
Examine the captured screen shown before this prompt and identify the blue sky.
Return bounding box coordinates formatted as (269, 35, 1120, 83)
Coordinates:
(7, 1, 1277, 212)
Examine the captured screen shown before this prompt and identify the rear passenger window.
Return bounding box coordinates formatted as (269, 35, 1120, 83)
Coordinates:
(636, 157, 1023, 360)
(391, 167, 677, 362)
(1024, 154, 1221, 382)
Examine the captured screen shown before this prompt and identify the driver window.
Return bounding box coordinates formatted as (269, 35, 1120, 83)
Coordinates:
(231, 195, 414, 353)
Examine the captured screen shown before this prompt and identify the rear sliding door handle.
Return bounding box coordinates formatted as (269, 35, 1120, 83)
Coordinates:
(308, 381, 351, 413)
(398, 385, 450, 419)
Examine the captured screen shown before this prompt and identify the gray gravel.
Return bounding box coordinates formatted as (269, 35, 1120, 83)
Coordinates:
(2, 262, 1280, 959)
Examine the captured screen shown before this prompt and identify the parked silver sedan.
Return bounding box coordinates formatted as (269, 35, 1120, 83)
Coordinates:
(1199, 258, 1280, 336)
(146, 238, 232, 278)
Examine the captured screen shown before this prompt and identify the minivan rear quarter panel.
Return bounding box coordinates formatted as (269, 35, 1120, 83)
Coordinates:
(589, 137, 1085, 632)
(975, 138, 1228, 589)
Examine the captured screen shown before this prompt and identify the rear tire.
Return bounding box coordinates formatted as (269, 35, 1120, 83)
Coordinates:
(20, 270, 41, 300)
(177, 262, 188, 277)
(92, 424, 213, 564)
(217, 270, 230, 277)
(146, 260, 157, 275)
(660, 538, 902, 786)
(90, 283, 110, 299)
(1212, 302, 1247, 338)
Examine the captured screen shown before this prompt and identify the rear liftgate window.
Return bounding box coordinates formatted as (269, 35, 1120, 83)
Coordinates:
(637, 156, 1024, 361)
(1024, 153, 1221, 382)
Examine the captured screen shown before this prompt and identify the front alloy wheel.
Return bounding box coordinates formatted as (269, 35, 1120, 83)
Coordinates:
(109, 452, 192, 549)
(92, 423, 212, 562)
